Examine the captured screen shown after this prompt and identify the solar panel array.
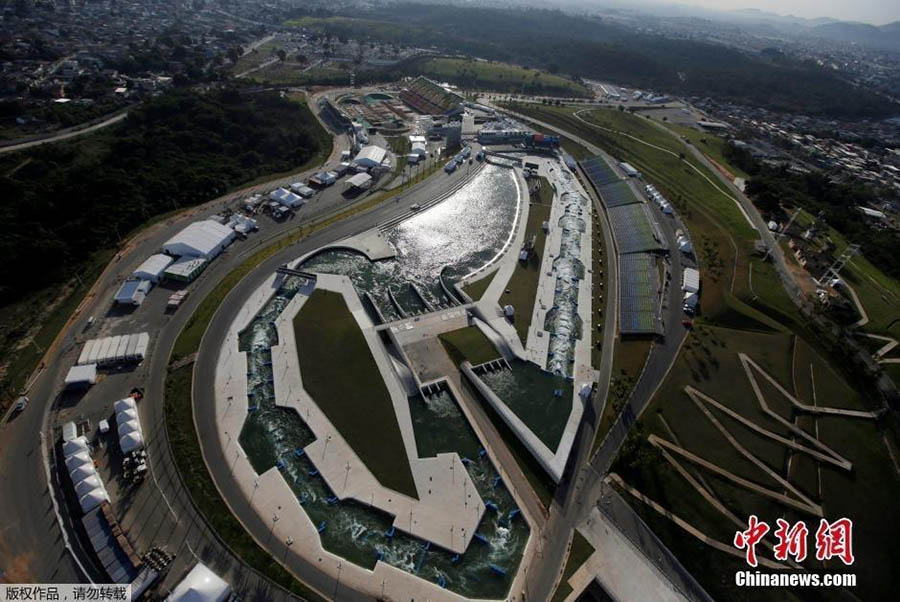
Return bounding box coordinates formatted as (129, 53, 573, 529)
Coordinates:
(608, 203, 665, 254)
(597, 180, 640, 208)
(619, 253, 664, 334)
(581, 156, 620, 187)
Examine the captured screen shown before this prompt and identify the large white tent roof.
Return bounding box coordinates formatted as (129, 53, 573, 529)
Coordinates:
(69, 464, 97, 483)
(65, 451, 93, 470)
(64, 364, 97, 386)
(114, 397, 137, 413)
(355, 145, 387, 166)
(120, 432, 144, 454)
(78, 488, 109, 514)
(133, 253, 174, 280)
(166, 563, 231, 602)
(345, 172, 373, 188)
(162, 220, 235, 258)
(75, 475, 103, 498)
(62, 437, 90, 458)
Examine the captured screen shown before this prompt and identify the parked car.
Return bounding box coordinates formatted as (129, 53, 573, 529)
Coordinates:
(14, 396, 28, 412)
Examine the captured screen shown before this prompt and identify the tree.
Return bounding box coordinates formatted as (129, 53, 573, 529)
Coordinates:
(226, 47, 240, 64)
(277, 49, 287, 62)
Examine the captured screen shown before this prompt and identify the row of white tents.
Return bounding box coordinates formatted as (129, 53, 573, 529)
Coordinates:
(77, 332, 149, 366)
(63, 437, 111, 514)
(645, 184, 694, 254)
(644, 183, 674, 216)
(115, 397, 145, 455)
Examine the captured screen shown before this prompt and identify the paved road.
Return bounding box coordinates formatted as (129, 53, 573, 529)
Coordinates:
(0, 111, 129, 155)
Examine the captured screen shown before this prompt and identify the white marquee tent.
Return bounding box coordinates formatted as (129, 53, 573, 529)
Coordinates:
(162, 220, 236, 259)
(166, 563, 232, 602)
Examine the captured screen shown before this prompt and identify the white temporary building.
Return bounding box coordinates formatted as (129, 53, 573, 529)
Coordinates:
(270, 187, 305, 209)
(133, 254, 175, 283)
(167, 563, 231, 602)
(62, 433, 109, 514)
(114, 279, 152, 306)
(78, 489, 109, 514)
(345, 172, 373, 190)
(162, 220, 236, 259)
(78, 332, 149, 366)
(75, 475, 103, 498)
(682, 267, 700, 293)
(410, 141, 427, 157)
(69, 464, 96, 483)
(683, 291, 699, 309)
(355, 145, 387, 169)
(65, 451, 94, 471)
(290, 183, 316, 198)
(62, 421, 78, 442)
(65, 364, 97, 388)
(116, 397, 145, 454)
(62, 437, 90, 458)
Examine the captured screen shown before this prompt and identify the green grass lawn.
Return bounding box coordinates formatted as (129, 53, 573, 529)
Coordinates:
(662, 121, 750, 180)
(293, 289, 418, 498)
(247, 63, 350, 86)
(418, 57, 591, 98)
(503, 203, 552, 345)
(612, 323, 897, 601)
(462, 269, 497, 301)
(439, 327, 501, 366)
(551, 530, 595, 602)
(461, 375, 556, 508)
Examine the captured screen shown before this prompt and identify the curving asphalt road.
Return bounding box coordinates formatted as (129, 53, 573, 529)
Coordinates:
(0, 111, 130, 155)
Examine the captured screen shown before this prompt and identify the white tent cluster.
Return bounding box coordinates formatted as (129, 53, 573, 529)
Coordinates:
(115, 397, 144, 454)
(63, 437, 110, 514)
(77, 332, 149, 366)
(269, 187, 306, 209)
(674, 227, 693, 254)
(644, 183, 673, 215)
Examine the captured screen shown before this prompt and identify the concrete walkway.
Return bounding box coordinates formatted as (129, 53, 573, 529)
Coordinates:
(567, 505, 692, 601)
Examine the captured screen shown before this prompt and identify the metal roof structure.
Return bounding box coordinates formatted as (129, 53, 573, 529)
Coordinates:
(161, 220, 236, 259)
(355, 145, 387, 167)
(132, 254, 174, 282)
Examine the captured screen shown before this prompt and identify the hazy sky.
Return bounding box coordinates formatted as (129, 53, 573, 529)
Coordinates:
(678, 0, 899, 25)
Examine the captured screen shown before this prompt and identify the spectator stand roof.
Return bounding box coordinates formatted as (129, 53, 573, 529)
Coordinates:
(618, 253, 664, 335)
(596, 179, 641, 208)
(580, 156, 621, 187)
(607, 203, 665, 254)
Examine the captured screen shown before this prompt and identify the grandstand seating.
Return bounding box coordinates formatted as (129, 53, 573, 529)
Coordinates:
(400, 77, 464, 115)
(619, 253, 663, 334)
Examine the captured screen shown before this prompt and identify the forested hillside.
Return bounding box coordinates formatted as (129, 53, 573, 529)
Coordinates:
(289, 4, 898, 119)
(0, 89, 330, 305)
